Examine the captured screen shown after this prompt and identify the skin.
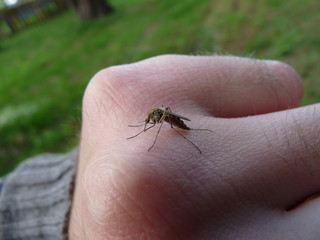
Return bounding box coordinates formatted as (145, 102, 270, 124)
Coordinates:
(69, 55, 320, 240)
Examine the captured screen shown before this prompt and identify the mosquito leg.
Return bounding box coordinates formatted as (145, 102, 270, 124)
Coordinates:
(166, 110, 174, 129)
(148, 120, 165, 152)
(127, 129, 145, 139)
(169, 117, 173, 128)
(190, 128, 214, 132)
(173, 128, 202, 154)
(128, 122, 146, 127)
(127, 124, 155, 139)
(166, 107, 175, 129)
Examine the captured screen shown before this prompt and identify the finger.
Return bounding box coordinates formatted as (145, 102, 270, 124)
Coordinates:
(100, 55, 303, 117)
(221, 103, 320, 209)
(284, 195, 320, 239)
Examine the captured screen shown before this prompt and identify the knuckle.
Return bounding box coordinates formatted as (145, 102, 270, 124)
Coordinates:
(82, 66, 130, 118)
(266, 60, 303, 106)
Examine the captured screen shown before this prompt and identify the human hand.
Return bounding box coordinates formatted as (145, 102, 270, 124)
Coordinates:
(69, 55, 320, 239)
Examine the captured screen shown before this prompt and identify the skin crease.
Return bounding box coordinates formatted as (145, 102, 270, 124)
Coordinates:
(69, 55, 320, 240)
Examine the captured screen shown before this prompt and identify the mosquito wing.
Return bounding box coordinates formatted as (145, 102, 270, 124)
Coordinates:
(167, 112, 191, 121)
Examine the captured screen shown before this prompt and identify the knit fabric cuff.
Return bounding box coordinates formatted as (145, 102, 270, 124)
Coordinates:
(0, 149, 78, 240)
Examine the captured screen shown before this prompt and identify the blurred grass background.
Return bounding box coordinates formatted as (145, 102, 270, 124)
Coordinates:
(0, 0, 319, 176)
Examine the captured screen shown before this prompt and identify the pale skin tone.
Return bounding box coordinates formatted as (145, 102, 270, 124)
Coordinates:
(69, 55, 320, 239)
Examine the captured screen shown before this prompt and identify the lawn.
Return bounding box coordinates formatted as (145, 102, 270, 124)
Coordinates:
(0, 0, 319, 176)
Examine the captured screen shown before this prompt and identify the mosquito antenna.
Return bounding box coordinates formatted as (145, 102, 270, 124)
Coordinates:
(172, 128, 202, 154)
(148, 120, 165, 151)
(127, 123, 155, 139)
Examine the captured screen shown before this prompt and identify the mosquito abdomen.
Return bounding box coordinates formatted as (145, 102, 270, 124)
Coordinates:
(165, 116, 191, 130)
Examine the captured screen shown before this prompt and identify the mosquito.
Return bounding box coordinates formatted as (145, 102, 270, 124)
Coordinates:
(127, 106, 213, 153)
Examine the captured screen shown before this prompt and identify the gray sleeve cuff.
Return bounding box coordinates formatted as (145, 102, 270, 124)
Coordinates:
(0, 149, 78, 240)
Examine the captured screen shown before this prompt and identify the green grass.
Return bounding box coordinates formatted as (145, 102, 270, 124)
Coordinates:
(1, 0, 320, 176)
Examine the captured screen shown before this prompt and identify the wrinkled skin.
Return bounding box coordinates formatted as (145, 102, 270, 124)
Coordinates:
(69, 55, 320, 240)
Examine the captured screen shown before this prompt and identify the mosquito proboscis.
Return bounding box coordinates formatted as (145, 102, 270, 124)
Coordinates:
(127, 106, 213, 153)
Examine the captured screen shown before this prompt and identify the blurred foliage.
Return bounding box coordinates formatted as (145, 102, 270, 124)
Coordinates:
(0, 0, 319, 176)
